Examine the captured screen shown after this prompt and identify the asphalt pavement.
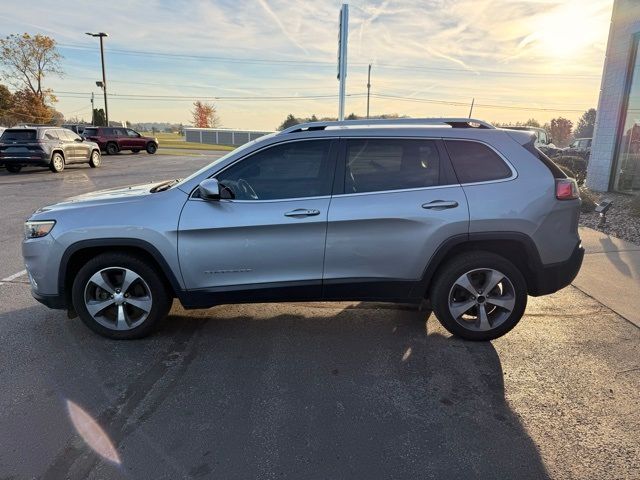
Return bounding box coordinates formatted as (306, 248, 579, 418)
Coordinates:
(0, 152, 638, 479)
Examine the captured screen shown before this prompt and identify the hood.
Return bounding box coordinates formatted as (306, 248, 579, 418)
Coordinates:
(35, 181, 161, 213)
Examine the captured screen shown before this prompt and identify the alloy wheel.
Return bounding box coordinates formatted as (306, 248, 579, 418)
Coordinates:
(83, 267, 153, 331)
(447, 268, 516, 332)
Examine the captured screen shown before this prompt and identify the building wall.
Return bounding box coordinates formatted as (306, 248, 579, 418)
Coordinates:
(184, 128, 273, 146)
(587, 0, 640, 191)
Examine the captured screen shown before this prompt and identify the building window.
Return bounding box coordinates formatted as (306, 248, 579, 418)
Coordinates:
(614, 36, 640, 192)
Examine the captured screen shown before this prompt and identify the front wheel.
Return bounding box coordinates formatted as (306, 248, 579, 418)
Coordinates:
(50, 153, 65, 173)
(71, 253, 172, 339)
(146, 142, 157, 154)
(6, 165, 22, 173)
(89, 150, 101, 168)
(430, 251, 527, 341)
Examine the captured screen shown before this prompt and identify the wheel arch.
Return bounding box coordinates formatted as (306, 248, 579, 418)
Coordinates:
(59, 239, 182, 307)
(51, 149, 65, 160)
(415, 232, 544, 299)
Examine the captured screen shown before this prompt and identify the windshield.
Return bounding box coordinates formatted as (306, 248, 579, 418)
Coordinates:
(1, 129, 37, 141)
(176, 133, 276, 187)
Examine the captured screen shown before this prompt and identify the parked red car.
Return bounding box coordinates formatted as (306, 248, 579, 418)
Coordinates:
(82, 127, 158, 155)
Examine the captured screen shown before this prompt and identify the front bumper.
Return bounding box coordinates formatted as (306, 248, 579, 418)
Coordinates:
(23, 235, 67, 310)
(529, 242, 585, 296)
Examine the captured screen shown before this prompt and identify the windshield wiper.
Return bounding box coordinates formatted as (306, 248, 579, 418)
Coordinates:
(151, 179, 181, 193)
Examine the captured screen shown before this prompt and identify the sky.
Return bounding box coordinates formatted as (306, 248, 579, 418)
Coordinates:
(0, 0, 615, 130)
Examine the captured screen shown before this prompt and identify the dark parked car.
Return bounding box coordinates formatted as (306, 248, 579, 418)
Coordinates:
(62, 124, 90, 135)
(565, 138, 592, 158)
(0, 127, 101, 173)
(82, 127, 158, 155)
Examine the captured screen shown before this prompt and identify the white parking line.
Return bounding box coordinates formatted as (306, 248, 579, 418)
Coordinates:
(0, 269, 27, 286)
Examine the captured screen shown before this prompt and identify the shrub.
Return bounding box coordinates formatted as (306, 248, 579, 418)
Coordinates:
(555, 156, 588, 185)
(579, 187, 598, 213)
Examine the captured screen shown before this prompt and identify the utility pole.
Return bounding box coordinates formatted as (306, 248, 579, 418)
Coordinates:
(337, 4, 349, 121)
(86, 32, 109, 125)
(468, 98, 475, 118)
(366, 64, 372, 119)
(90, 92, 94, 125)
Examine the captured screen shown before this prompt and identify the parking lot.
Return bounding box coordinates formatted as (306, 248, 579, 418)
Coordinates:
(0, 153, 638, 479)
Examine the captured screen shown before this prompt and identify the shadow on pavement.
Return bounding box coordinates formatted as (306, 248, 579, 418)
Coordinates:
(2, 302, 549, 479)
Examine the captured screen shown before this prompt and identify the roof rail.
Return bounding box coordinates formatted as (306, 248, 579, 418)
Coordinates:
(280, 117, 494, 134)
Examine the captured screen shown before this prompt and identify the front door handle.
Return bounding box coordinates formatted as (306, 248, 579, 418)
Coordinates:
(422, 200, 459, 210)
(284, 208, 320, 217)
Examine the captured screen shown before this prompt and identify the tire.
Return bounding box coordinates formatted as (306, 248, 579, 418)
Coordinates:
(6, 165, 22, 173)
(430, 251, 527, 341)
(146, 142, 157, 154)
(71, 253, 172, 339)
(89, 150, 101, 168)
(106, 142, 119, 155)
(50, 153, 65, 173)
(131, 149, 140, 153)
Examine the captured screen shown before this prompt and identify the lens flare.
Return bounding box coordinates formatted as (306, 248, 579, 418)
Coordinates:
(66, 399, 121, 465)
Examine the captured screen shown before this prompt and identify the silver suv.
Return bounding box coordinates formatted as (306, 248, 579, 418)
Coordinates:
(22, 118, 584, 341)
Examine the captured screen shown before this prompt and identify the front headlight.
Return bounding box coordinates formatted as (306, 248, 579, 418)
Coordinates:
(24, 220, 56, 239)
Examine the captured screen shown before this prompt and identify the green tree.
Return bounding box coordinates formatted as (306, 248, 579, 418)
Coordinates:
(550, 117, 573, 147)
(277, 114, 300, 130)
(92, 108, 106, 126)
(346, 112, 358, 120)
(523, 118, 541, 128)
(574, 108, 596, 139)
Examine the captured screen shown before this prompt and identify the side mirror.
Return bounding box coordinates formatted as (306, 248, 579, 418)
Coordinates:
(74, 137, 83, 142)
(199, 178, 220, 200)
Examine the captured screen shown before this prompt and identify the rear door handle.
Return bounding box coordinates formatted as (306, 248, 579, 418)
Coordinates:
(422, 200, 459, 210)
(284, 208, 320, 217)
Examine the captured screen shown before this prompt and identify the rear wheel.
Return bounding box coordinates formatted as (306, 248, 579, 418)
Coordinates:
(6, 165, 22, 173)
(50, 153, 65, 173)
(146, 142, 157, 154)
(430, 251, 527, 341)
(89, 150, 101, 168)
(71, 253, 172, 339)
(106, 142, 118, 155)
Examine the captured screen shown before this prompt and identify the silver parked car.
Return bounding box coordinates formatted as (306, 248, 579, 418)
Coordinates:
(22, 118, 583, 340)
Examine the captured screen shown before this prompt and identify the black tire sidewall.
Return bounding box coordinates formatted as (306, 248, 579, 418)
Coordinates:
(50, 153, 65, 173)
(146, 142, 157, 154)
(106, 143, 118, 155)
(6, 165, 21, 173)
(431, 252, 527, 341)
(89, 150, 101, 167)
(71, 253, 171, 339)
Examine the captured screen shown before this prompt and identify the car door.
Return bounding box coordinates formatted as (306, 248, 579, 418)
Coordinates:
(178, 139, 337, 297)
(53, 129, 77, 161)
(323, 137, 469, 299)
(66, 130, 90, 161)
(126, 129, 145, 149)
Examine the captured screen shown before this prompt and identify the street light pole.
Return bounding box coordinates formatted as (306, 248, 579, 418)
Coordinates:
(86, 32, 109, 125)
(366, 64, 371, 119)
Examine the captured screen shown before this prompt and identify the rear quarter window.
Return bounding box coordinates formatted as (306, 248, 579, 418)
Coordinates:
(444, 140, 512, 184)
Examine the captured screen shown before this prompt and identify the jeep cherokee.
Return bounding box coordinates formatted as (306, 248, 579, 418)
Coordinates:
(22, 118, 583, 340)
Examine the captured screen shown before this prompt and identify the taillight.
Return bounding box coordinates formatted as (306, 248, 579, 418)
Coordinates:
(555, 178, 579, 200)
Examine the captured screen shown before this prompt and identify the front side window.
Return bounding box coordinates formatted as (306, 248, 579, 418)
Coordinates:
(345, 139, 440, 193)
(445, 140, 512, 184)
(126, 129, 139, 137)
(216, 140, 334, 200)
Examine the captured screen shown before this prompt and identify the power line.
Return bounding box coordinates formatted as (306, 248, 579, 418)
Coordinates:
(58, 43, 600, 79)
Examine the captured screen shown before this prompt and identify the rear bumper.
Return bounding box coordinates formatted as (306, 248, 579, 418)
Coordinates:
(0, 153, 49, 166)
(529, 242, 584, 296)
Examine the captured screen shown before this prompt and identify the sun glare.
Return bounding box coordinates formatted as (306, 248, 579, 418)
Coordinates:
(520, 1, 610, 59)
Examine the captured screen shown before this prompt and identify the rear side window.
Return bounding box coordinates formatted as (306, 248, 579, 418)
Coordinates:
(1, 129, 37, 141)
(345, 139, 440, 193)
(44, 130, 59, 140)
(445, 140, 512, 184)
